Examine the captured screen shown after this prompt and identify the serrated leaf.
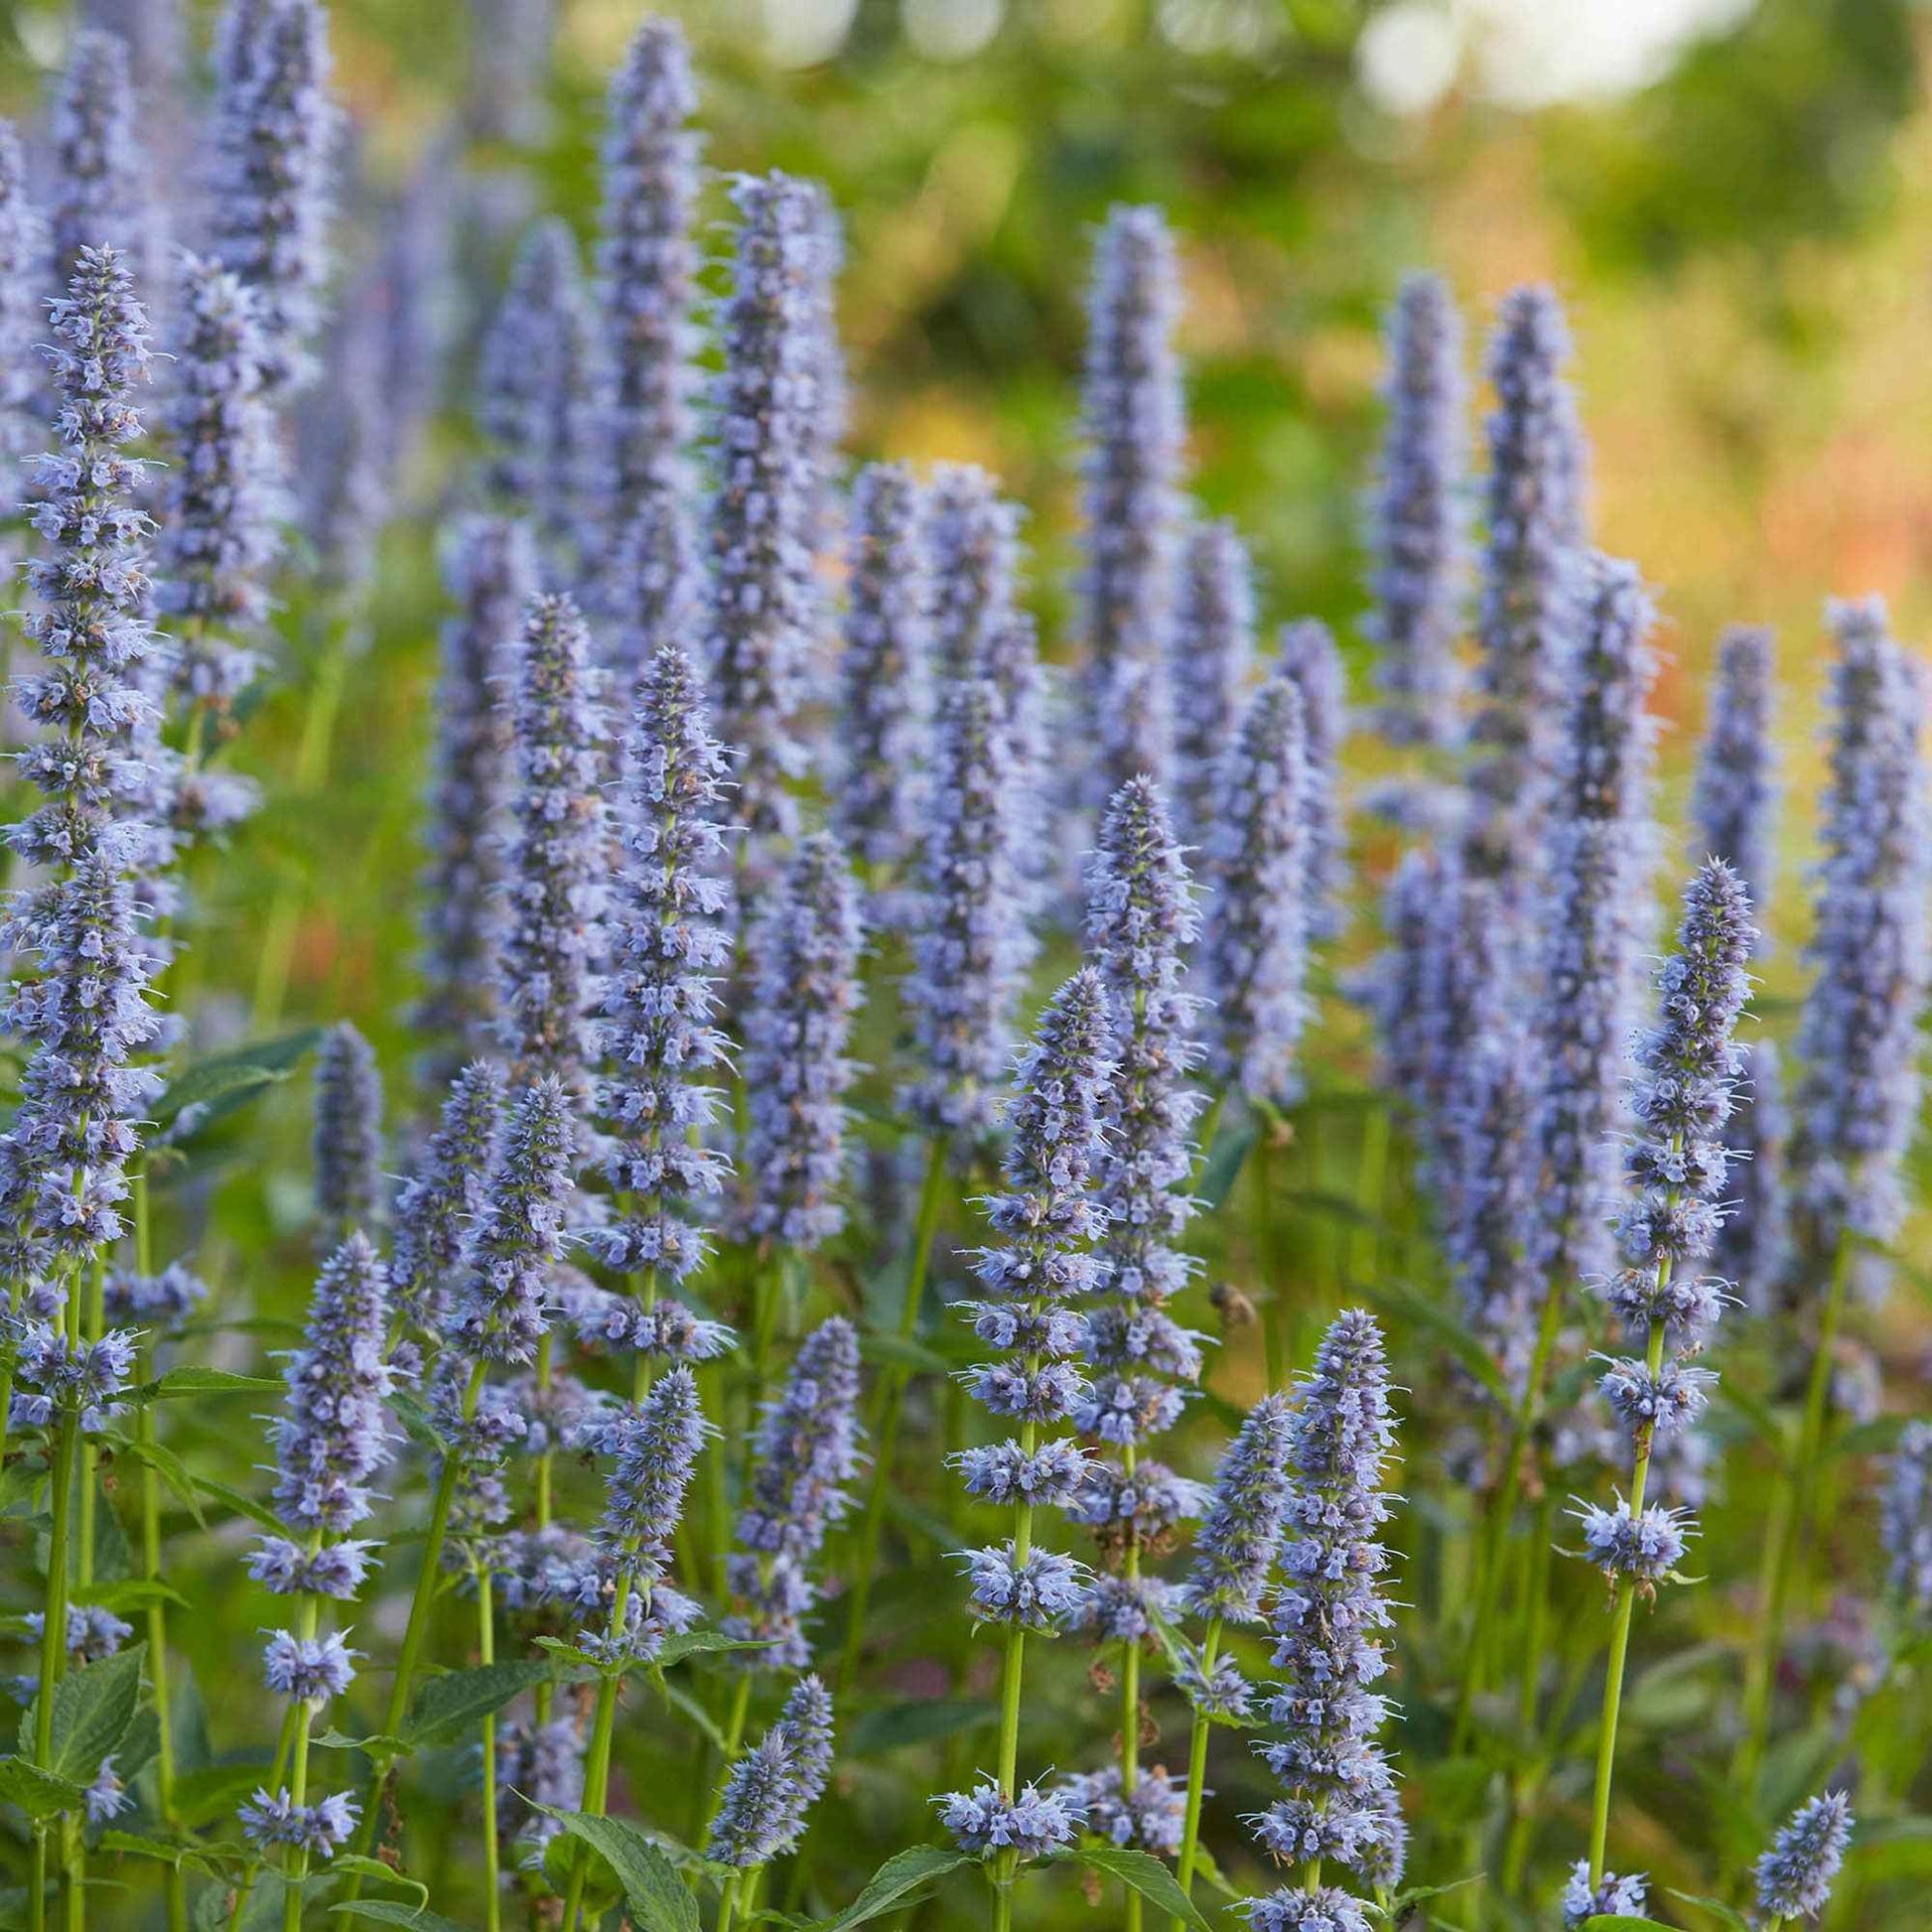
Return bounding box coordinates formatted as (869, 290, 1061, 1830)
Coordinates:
(72, 1579, 193, 1615)
(1067, 1846, 1212, 1931)
(49, 1643, 144, 1785)
(0, 1753, 86, 1819)
(139, 1366, 281, 1401)
(331, 1905, 467, 1932)
(1583, 1920, 1662, 1931)
(800, 1845, 978, 1930)
(537, 1809, 698, 1932)
(847, 1699, 994, 1757)
(328, 1861, 430, 1910)
(403, 1662, 553, 1748)
(114, 1438, 207, 1531)
(650, 1631, 770, 1671)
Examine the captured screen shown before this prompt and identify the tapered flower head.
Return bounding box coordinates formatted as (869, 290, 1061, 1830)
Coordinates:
(742, 835, 866, 1249)
(1792, 597, 1929, 1252)
(707, 1675, 834, 1867)
(591, 1363, 706, 1621)
(265, 1232, 394, 1538)
(450, 1078, 576, 1365)
(902, 676, 1035, 1140)
(1277, 619, 1348, 939)
(313, 1022, 383, 1237)
(1882, 1420, 1932, 1622)
(927, 463, 1022, 685)
(1370, 271, 1466, 750)
(589, 640, 735, 1290)
(704, 170, 832, 843)
(1718, 1038, 1792, 1316)
(1690, 625, 1778, 949)
(1201, 672, 1311, 1104)
(1464, 284, 1587, 887)
(0, 122, 45, 460)
(49, 29, 144, 289)
(1178, 1391, 1294, 1624)
(390, 1060, 505, 1336)
(207, 0, 339, 389)
(418, 517, 536, 1069)
(1079, 204, 1185, 798)
(1754, 1791, 1852, 1924)
(495, 592, 609, 1092)
(835, 463, 930, 871)
(1169, 516, 1255, 848)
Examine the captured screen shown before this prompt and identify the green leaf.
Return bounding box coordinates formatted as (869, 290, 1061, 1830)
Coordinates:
(0, 1754, 86, 1819)
(800, 1845, 978, 1930)
(72, 1579, 193, 1615)
(114, 1438, 207, 1531)
(1665, 1892, 1752, 1930)
(1067, 1847, 1212, 1932)
(94, 1831, 238, 1877)
(155, 1030, 324, 1138)
(532, 1636, 604, 1671)
(537, 1810, 698, 1932)
(650, 1630, 771, 1671)
(1359, 1280, 1511, 1405)
(403, 1662, 553, 1748)
(1197, 1121, 1259, 1209)
(1381, 1876, 1482, 1920)
(139, 1366, 281, 1402)
(49, 1643, 145, 1785)
(187, 1477, 283, 1534)
(1583, 1920, 1665, 1931)
(331, 1905, 468, 1932)
(847, 1699, 995, 1757)
(172, 1761, 274, 1831)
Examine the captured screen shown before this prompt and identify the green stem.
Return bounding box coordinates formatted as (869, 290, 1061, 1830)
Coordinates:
(837, 1137, 948, 1694)
(1170, 1620, 1222, 1931)
(1587, 1320, 1668, 1889)
(1450, 1270, 1566, 1750)
(282, 1595, 321, 1932)
(479, 1572, 501, 1932)
(1736, 1229, 1856, 1795)
(717, 1870, 743, 1932)
(1120, 1442, 1142, 1932)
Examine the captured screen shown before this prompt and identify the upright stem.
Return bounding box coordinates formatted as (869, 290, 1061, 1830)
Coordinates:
(1587, 1320, 1668, 1888)
(35, 1408, 78, 1932)
(1736, 1229, 1856, 1794)
(837, 1137, 948, 1693)
(531, 1332, 555, 1731)
(478, 1573, 501, 1932)
(282, 1595, 321, 1932)
(1450, 1270, 1566, 1749)
(1120, 1441, 1143, 1932)
(1170, 1620, 1222, 1931)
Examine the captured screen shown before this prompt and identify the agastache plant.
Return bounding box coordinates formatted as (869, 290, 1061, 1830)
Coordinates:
(1880, 1421, 1932, 1623)
(207, 0, 339, 391)
(1240, 1308, 1401, 1932)
(705, 171, 830, 847)
(741, 832, 866, 1251)
(594, 17, 700, 590)
(709, 1676, 835, 1932)
(389, 1059, 505, 1350)
(1717, 1038, 1792, 1316)
(1690, 624, 1778, 949)
(1369, 271, 1466, 752)
(0, 121, 44, 469)
(1744, 596, 1929, 1781)
(927, 462, 1021, 684)
(1754, 1792, 1853, 1929)
(834, 463, 931, 879)
(480, 218, 598, 567)
(49, 29, 145, 290)
(1579, 859, 1753, 1895)
(1169, 516, 1255, 851)
(238, 1234, 394, 1909)
(1080, 204, 1185, 799)
(156, 253, 284, 724)
(942, 969, 1113, 1928)
(1463, 284, 1587, 891)
(1071, 778, 1206, 1867)
(1172, 1392, 1296, 1915)
(1277, 619, 1347, 940)
(578, 640, 736, 1379)
(418, 517, 536, 1075)
(494, 592, 609, 1094)
(1200, 670, 1311, 1107)
(313, 1021, 383, 1241)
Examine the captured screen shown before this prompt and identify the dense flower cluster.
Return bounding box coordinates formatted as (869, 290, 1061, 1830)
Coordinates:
(1178, 1390, 1295, 1631)
(1691, 625, 1779, 946)
(1079, 204, 1185, 799)
(389, 1060, 505, 1339)
(1718, 1038, 1792, 1316)
(1169, 517, 1256, 849)
(1244, 1309, 1400, 1917)
(49, 30, 145, 291)
(313, 1021, 383, 1237)
(1882, 1420, 1932, 1620)
(708, 1676, 835, 1867)
(1277, 619, 1348, 940)
(1754, 1791, 1853, 1924)
(1370, 272, 1465, 750)
(0, 121, 40, 462)
(1201, 672, 1311, 1103)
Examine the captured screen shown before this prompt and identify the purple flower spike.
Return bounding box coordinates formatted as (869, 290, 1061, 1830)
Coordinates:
(1170, 516, 1255, 850)
(1201, 672, 1311, 1105)
(418, 517, 537, 1069)
(1718, 1038, 1792, 1317)
(707, 1675, 835, 1868)
(1277, 619, 1348, 940)
(1370, 272, 1466, 751)
(207, 0, 339, 391)
(1690, 625, 1778, 950)
(451, 1079, 576, 1366)
(1882, 1420, 1932, 1621)
(743, 834, 866, 1250)
(835, 464, 931, 873)
(313, 1022, 383, 1236)
(927, 463, 1022, 685)
(937, 1776, 1081, 1860)
(49, 30, 145, 290)
(391, 1060, 506, 1337)
(1755, 1792, 1853, 1924)
(1465, 285, 1587, 889)
(1179, 1391, 1295, 1626)
(495, 592, 609, 1094)
(1793, 597, 1929, 1254)
(1080, 205, 1185, 800)
(0, 123, 42, 462)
